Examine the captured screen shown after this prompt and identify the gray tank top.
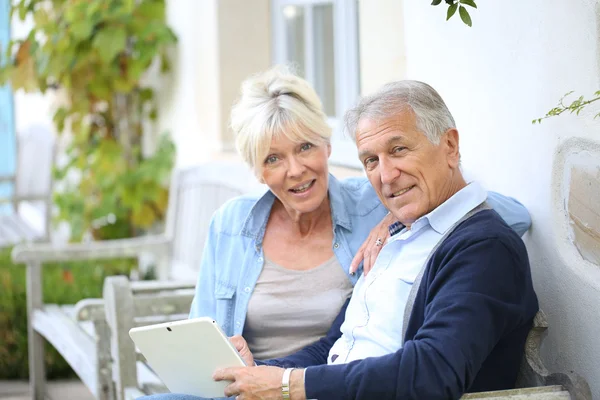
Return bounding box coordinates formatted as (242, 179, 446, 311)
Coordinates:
(243, 256, 353, 360)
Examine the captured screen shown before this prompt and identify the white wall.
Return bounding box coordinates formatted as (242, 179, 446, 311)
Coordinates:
(160, 0, 271, 168)
(157, 0, 220, 168)
(358, 0, 407, 96)
(401, 0, 600, 395)
(10, 12, 54, 135)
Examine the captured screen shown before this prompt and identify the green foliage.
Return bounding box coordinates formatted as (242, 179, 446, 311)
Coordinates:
(0, 0, 177, 240)
(432, 0, 476, 27)
(532, 91, 600, 124)
(0, 247, 136, 379)
(458, 6, 472, 27)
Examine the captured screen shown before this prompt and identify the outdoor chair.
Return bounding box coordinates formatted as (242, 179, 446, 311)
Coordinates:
(11, 161, 263, 400)
(0, 124, 55, 248)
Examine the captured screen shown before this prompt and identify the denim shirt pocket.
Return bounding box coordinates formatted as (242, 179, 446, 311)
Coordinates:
(214, 282, 236, 335)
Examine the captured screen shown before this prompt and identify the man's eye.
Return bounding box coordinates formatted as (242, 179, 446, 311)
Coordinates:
(364, 157, 377, 168)
(265, 155, 279, 164)
(300, 143, 313, 151)
(393, 146, 407, 153)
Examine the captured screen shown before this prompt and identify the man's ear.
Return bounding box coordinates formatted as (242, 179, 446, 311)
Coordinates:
(444, 128, 461, 168)
(327, 143, 332, 158)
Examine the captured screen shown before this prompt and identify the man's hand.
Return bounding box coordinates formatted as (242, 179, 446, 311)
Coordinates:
(214, 365, 306, 400)
(349, 211, 395, 276)
(229, 335, 254, 366)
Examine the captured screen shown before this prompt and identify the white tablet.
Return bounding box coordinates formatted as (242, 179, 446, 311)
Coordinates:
(129, 317, 246, 398)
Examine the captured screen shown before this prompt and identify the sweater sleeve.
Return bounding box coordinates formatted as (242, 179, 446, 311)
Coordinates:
(257, 299, 349, 368)
(304, 238, 536, 400)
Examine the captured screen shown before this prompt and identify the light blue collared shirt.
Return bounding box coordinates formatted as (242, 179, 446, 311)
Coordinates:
(328, 182, 488, 364)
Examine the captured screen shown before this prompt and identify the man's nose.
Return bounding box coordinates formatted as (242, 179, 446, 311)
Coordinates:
(379, 156, 400, 185)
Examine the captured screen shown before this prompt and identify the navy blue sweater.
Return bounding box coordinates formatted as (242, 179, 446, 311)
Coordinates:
(263, 210, 539, 399)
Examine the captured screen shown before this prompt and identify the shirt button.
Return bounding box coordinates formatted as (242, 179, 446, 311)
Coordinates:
(236, 321, 241, 327)
(244, 287, 251, 293)
(258, 257, 263, 262)
(333, 243, 339, 249)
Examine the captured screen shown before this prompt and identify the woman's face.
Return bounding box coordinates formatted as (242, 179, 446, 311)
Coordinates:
(260, 133, 331, 216)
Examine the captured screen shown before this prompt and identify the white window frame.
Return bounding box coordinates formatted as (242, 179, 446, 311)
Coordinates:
(271, 0, 361, 168)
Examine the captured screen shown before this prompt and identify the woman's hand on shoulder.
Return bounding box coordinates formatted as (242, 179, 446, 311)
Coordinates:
(349, 212, 395, 276)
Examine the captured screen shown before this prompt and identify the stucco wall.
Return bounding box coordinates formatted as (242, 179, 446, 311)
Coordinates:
(400, 0, 600, 395)
(358, 0, 407, 96)
(160, 0, 271, 168)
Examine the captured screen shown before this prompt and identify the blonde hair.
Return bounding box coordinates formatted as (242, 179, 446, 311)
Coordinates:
(230, 65, 332, 176)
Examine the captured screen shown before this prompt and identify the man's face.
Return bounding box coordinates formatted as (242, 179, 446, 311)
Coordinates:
(356, 109, 461, 228)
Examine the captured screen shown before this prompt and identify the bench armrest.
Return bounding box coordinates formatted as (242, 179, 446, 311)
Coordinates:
(11, 235, 171, 264)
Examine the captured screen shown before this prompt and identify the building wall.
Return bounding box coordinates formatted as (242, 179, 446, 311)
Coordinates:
(160, 0, 271, 168)
(398, 0, 600, 395)
(357, 0, 406, 96)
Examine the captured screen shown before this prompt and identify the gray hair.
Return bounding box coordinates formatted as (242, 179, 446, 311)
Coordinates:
(344, 80, 456, 145)
(230, 65, 331, 176)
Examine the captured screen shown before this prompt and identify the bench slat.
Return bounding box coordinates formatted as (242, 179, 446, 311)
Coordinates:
(32, 305, 100, 397)
(133, 314, 189, 327)
(462, 392, 570, 400)
(133, 291, 195, 318)
(130, 280, 196, 294)
(463, 385, 569, 399)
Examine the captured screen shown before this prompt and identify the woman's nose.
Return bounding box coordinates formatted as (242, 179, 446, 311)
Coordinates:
(287, 156, 306, 177)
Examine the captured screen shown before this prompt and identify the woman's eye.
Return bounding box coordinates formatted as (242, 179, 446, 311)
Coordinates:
(265, 155, 279, 164)
(300, 143, 313, 151)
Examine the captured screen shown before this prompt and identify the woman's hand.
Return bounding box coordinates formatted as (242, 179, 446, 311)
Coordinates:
(349, 212, 396, 277)
(229, 335, 255, 366)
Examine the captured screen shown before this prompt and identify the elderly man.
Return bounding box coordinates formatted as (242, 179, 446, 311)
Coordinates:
(208, 80, 539, 400)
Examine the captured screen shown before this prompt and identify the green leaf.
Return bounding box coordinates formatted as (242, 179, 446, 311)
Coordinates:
(93, 27, 127, 63)
(53, 107, 69, 133)
(139, 88, 154, 102)
(460, 0, 477, 8)
(431, 0, 443, 5)
(447, 3, 458, 20)
(135, 1, 166, 21)
(18, 3, 28, 20)
(70, 21, 94, 40)
(459, 6, 472, 26)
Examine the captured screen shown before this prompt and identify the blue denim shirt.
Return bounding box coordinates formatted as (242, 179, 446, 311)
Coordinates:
(189, 174, 531, 337)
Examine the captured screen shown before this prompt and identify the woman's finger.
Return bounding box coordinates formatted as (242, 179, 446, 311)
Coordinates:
(364, 246, 375, 276)
(349, 243, 366, 275)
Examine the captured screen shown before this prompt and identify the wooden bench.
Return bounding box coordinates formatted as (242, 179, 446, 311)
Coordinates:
(11, 161, 262, 400)
(0, 124, 55, 248)
(102, 275, 591, 400)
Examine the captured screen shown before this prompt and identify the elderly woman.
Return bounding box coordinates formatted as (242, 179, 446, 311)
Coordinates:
(183, 66, 531, 362)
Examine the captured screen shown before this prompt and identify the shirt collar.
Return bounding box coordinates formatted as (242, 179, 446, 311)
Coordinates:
(388, 182, 487, 236)
(240, 173, 352, 241)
